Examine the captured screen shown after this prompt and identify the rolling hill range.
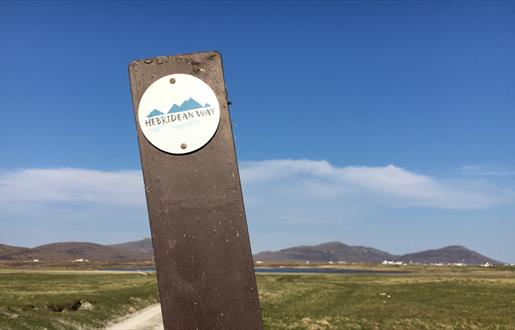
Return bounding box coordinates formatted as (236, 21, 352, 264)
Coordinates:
(0, 239, 502, 264)
(0, 238, 154, 261)
(0, 243, 30, 257)
(253, 241, 502, 265)
(254, 242, 395, 263)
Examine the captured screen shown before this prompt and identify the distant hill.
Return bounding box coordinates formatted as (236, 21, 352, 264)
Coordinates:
(254, 242, 502, 265)
(0, 239, 154, 262)
(1, 239, 501, 265)
(0, 243, 30, 258)
(397, 245, 500, 265)
(255, 242, 395, 263)
(110, 238, 153, 255)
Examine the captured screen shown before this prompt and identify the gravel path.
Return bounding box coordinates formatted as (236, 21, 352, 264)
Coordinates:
(105, 304, 163, 330)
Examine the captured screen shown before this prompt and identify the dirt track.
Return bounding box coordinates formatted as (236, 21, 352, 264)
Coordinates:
(105, 304, 163, 330)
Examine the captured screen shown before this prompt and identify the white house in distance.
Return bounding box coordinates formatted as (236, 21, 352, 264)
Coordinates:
(382, 260, 405, 265)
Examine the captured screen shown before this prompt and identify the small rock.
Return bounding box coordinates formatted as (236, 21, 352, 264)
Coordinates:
(318, 319, 330, 326)
(79, 301, 94, 310)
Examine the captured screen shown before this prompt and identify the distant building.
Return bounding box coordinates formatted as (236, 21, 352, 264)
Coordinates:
(382, 260, 405, 265)
(255, 260, 264, 264)
(33, 259, 39, 262)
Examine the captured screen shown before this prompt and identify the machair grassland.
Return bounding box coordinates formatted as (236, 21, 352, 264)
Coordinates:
(0, 269, 159, 330)
(1, 266, 515, 329)
(257, 267, 515, 329)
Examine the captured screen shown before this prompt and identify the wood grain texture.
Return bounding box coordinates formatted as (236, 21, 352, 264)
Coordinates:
(128, 51, 263, 330)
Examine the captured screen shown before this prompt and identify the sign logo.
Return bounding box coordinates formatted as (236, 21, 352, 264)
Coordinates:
(137, 74, 221, 154)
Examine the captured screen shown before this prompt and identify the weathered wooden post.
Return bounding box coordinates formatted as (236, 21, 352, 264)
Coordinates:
(128, 51, 263, 329)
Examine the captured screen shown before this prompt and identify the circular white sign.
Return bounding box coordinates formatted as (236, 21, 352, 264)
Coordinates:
(138, 74, 221, 154)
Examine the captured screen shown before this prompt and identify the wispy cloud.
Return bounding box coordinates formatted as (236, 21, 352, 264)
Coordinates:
(0, 168, 148, 246)
(0, 168, 145, 207)
(0, 161, 513, 245)
(240, 160, 514, 213)
(461, 165, 515, 177)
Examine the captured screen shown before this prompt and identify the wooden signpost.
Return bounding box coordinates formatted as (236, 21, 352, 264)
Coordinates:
(128, 51, 263, 329)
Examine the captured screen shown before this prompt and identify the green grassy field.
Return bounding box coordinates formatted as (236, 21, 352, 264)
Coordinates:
(0, 270, 159, 330)
(1, 266, 515, 329)
(257, 268, 515, 329)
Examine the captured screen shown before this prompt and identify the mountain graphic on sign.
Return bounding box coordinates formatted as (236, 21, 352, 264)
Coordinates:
(168, 97, 206, 113)
(147, 109, 164, 118)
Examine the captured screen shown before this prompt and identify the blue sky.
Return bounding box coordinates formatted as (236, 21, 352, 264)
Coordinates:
(1, 1, 514, 262)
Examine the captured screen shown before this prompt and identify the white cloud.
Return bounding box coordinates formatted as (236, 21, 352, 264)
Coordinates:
(240, 160, 514, 213)
(0, 161, 512, 238)
(0, 168, 149, 246)
(0, 168, 145, 206)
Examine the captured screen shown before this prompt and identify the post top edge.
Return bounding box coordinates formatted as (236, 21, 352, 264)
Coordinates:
(129, 50, 222, 69)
